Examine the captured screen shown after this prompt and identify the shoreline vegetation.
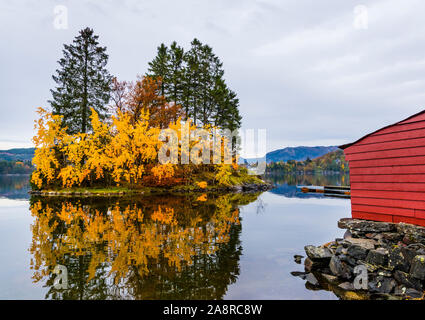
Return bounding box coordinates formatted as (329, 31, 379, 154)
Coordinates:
(29, 182, 272, 197)
(30, 105, 269, 196)
(30, 169, 271, 197)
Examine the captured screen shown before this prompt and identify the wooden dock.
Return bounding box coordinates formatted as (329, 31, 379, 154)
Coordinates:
(297, 185, 350, 198)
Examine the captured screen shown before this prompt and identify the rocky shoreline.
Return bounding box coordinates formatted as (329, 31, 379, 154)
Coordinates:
(292, 218, 425, 300)
(29, 182, 273, 197)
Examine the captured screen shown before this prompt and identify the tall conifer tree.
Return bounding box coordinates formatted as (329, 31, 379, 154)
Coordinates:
(147, 43, 169, 96)
(147, 38, 242, 131)
(168, 41, 185, 107)
(49, 27, 112, 134)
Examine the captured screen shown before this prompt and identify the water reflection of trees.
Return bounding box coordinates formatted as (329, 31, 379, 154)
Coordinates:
(0, 174, 30, 200)
(29, 193, 260, 300)
(265, 173, 349, 187)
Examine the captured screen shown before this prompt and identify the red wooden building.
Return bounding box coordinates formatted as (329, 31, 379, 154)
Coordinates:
(340, 110, 425, 227)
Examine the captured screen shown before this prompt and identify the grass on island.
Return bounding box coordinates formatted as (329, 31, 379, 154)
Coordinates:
(34, 168, 267, 195)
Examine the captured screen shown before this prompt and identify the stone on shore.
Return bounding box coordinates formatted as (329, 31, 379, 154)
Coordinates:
(409, 255, 425, 280)
(338, 218, 396, 233)
(304, 245, 332, 262)
(388, 247, 410, 273)
(345, 238, 376, 250)
(347, 244, 368, 260)
(368, 276, 396, 294)
(394, 270, 423, 291)
(294, 218, 425, 300)
(329, 256, 352, 279)
(366, 248, 389, 267)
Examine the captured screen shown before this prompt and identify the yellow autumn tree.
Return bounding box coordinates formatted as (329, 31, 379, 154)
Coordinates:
(31, 108, 67, 189)
(107, 110, 161, 184)
(31, 105, 248, 190)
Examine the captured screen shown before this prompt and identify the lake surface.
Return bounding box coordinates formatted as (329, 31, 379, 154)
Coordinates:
(0, 174, 351, 300)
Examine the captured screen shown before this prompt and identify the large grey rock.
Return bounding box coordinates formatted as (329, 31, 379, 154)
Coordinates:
(394, 270, 423, 291)
(347, 244, 368, 260)
(339, 254, 357, 267)
(304, 245, 332, 262)
(368, 276, 396, 294)
(345, 238, 376, 250)
(409, 255, 425, 280)
(329, 255, 352, 280)
(366, 248, 389, 267)
(338, 218, 396, 233)
(388, 247, 410, 273)
(379, 278, 396, 294)
(401, 246, 420, 265)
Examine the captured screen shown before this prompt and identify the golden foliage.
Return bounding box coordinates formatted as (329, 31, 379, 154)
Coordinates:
(31, 105, 241, 189)
(31, 108, 67, 188)
(215, 164, 232, 186)
(151, 163, 175, 183)
(197, 181, 208, 189)
(31, 108, 165, 188)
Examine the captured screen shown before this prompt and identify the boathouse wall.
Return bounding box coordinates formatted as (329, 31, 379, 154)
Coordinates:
(341, 110, 425, 227)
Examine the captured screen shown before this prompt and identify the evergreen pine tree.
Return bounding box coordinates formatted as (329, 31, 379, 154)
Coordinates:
(183, 39, 203, 125)
(168, 41, 185, 107)
(147, 43, 169, 96)
(49, 27, 112, 134)
(147, 38, 242, 132)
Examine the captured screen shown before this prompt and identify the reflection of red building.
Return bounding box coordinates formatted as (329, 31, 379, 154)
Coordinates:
(340, 111, 425, 227)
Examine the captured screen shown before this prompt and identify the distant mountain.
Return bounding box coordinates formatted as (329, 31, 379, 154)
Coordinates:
(266, 149, 349, 175)
(0, 148, 35, 162)
(266, 146, 338, 163)
(241, 146, 339, 164)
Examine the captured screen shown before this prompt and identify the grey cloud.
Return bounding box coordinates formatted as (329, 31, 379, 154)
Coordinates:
(1, 0, 425, 152)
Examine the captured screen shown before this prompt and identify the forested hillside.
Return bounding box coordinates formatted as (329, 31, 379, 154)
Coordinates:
(267, 149, 348, 174)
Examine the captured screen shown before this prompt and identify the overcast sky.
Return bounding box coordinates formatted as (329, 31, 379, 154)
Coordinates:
(1, 0, 425, 152)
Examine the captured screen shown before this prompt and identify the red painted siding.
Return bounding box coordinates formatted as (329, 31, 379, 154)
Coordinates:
(342, 111, 425, 226)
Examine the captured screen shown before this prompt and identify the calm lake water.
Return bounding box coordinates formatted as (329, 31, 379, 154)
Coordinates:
(0, 174, 351, 300)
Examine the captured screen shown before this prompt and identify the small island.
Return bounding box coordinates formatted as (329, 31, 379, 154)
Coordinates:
(30, 28, 270, 197)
